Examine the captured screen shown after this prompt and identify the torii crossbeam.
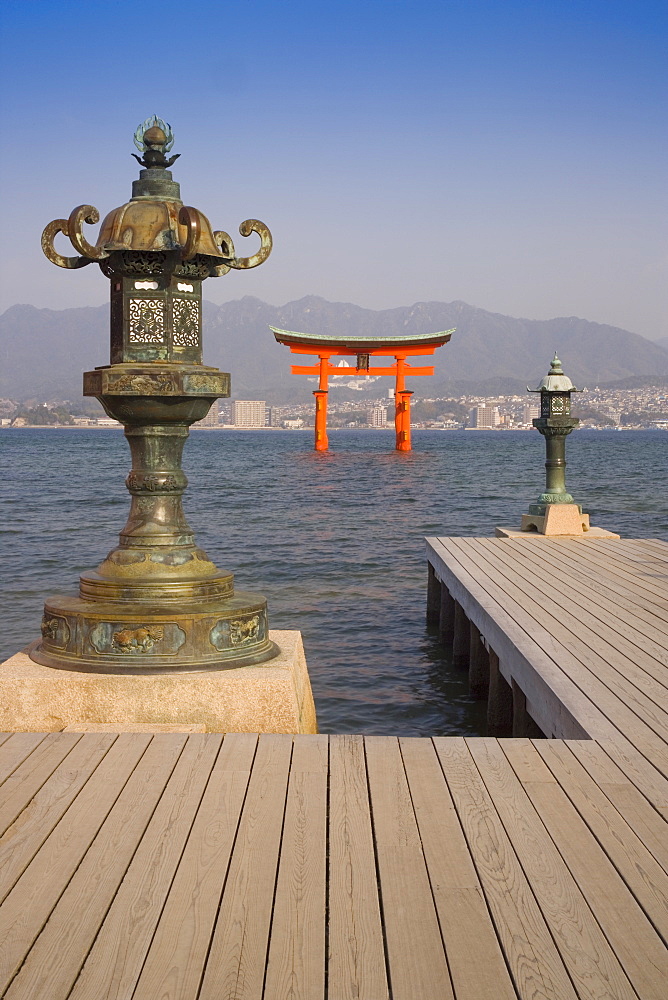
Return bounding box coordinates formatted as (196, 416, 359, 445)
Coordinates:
(271, 327, 454, 451)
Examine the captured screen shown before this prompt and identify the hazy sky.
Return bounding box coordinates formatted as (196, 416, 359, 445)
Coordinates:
(0, 0, 666, 339)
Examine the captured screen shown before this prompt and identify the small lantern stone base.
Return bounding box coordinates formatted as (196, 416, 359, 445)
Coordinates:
(495, 503, 620, 539)
(0, 631, 317, 734)
(521, 503, 590, 535)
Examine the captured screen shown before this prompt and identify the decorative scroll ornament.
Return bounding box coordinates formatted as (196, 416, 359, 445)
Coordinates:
(41, 218, 91, 269)
(211, 219, 273, 276)
(67, 206, 109, 261)
(41, 205, 109, 268)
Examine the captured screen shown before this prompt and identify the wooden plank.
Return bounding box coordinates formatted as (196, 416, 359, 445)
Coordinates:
(0, 733, 117, 905)
(264, 735, 328, 1000)
(498, 744, 668, 997)
(132, 732, 257, 1000)
(429, 536, 668, 802)
(0, 733, 13, 749)
(400, 737, 517, 1000)
(468, 738, 637, 1000)
(558, 544, 668, 621)
(328, 734, 389, 1000)
(433, 737, 579, 1000)
(605, 538, 668, 566)
(0, 732, 83, 836)
(62, 734, 220, 1000)
(513, 538, 668, 644)
(0, 734, 48, 786)
(444, 537, 668, 748)
(0, 732, 158, 994)
(197, 733, 294, 1000)
(365, 735, 453, 1000)
(427, 537, 604, 740)
(537, 538, 668, 626)
(530, 739, 668, 941)
(598, 738, 668, 814)
(503, 539, 668, 683)
(463, 538, 668, 745)
(567, 741, 668, 870)
(572, 540, 668, 609)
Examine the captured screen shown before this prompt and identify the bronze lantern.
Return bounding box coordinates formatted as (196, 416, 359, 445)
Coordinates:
(527, 352, 584, 514)
(35, 116, 278, 672)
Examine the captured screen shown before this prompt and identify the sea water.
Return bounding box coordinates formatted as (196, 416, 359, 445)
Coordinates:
(1, 428, 666, 735)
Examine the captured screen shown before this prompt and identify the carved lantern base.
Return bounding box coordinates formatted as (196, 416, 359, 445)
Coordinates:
(30, 374, 278, 673)
(33, 592, 276, 674)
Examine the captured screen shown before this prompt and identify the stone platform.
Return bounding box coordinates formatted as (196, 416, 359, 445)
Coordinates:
(0, 630, 317, 734)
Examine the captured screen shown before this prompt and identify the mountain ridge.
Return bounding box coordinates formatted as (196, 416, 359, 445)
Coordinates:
(1, 296, 667, 403)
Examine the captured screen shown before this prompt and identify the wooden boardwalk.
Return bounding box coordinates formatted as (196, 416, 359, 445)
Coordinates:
(427, 538, 668, 791)
(1, 537, 667, 998)
(1, 730, 667, 999)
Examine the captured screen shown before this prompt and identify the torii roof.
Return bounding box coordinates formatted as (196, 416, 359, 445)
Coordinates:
(270, 326, 454, 351)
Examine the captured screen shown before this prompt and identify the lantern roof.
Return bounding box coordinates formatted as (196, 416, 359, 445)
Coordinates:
(95, 116, 222, 258)
(528, 353, 582, 394)
(41, 116, 272, 274)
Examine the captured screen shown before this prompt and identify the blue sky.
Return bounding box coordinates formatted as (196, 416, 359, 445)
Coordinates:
(0, 0, 666, 338)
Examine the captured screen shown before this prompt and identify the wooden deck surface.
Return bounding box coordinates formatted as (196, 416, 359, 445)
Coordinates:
(1, 730, 667, 999)
(2, 538, 667, 997)
(426, 538, 668, 795)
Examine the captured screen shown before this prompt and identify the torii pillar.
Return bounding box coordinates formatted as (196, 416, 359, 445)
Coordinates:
(314, 353, 331, 451)
(394, 353, 413, 452)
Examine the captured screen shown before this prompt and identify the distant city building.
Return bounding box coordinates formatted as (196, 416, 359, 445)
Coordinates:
(468, 404, 500, 429)
(367, 405, 388, 427)
(232, 400, 266, 427)
(522, 404, 540, 424)
(196, 406, 221, 427)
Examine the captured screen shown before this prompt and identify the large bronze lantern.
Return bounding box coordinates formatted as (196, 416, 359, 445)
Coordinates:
(527, 353, 584, 514)
(34, 116, 278, 672)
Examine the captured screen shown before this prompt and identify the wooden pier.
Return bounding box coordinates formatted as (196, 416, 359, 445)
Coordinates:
(0, 536, 666, 998)
(1, 730, 667, 999)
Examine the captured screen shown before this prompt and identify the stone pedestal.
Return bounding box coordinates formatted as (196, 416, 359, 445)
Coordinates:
(0, 630, 317, 734)
(494, 502, 620, 539)
(521, 503, 589, 535)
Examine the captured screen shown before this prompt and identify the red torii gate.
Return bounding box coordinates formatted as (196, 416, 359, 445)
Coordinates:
(271, 327, 454, 451)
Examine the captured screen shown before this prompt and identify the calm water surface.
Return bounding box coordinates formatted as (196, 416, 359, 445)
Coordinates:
(1, 428, 666, 735)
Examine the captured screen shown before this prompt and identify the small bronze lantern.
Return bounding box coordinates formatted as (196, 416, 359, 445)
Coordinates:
(527, 353, 584, 514)
(34, 116, 278, 672)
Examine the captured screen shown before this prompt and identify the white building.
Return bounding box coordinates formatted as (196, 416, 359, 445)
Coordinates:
(468, 404, 500, 429)
(232, 400, 266, 427)
(368, 406, 388, 427)
(522, 404, 540, 425)
(196, 406, 221, 427)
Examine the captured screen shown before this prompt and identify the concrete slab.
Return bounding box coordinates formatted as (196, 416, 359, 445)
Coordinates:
(0, 630, 317, 734)
(495, 526, 620, 539)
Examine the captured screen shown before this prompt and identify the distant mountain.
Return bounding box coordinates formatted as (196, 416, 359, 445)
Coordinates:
(654, 336, 668, 352)
(2, 296, 667, 404)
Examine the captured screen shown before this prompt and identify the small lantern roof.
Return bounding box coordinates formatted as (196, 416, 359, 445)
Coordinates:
(528, 353, 582, 394)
